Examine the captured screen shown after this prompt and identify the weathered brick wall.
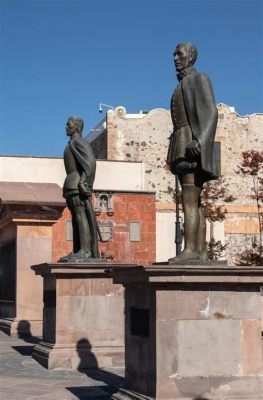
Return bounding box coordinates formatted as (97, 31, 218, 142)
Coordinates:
(52, 191, 156, 265)
(216, 105, 262, 264)
(89, 130, 107, 159)
(102, 104, 262, 202)
(216, 103, 263, 203)
(106, 107, 174, 202)
(225, 233, 258, 263)
(224, 204, 261, 264)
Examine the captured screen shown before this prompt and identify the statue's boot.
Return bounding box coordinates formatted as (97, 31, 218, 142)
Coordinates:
(69, 250, 92, 260)
(59, 251, 74, 262)
(168, 248, 200, 264)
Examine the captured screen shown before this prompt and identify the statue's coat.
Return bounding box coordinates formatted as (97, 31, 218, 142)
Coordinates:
(181, 71, 219, 179)
(69, 136, 96, 193)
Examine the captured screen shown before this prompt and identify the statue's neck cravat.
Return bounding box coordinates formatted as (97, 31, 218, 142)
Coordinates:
(177, 67, 196, 81)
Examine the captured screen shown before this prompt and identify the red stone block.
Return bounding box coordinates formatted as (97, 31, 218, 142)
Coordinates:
(141, 223, 155, 233)
(114, 224, 129, 233)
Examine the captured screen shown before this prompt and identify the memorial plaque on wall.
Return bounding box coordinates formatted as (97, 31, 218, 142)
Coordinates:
(130, 307, 150, 337)
(98, 221, 113, 242)
(129, 222, 141, 242)
(66, 220, 73, 241)
(0, 240, 16, 301)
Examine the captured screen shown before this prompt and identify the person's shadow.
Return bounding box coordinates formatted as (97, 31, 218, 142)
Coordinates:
(67, 339, 210, 399)
(16, 320, 40, 343)
(66, 338, 124, 399)
(12, 320, 40, 356)
(76, 338, 99, 370)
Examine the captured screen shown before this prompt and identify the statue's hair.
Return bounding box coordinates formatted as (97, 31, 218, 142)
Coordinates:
(176, 42, 198, 66)
(68, 116, 84, 134)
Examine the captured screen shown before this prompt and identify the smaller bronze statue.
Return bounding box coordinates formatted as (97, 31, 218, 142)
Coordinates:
(167, 42, 219, 263)
(60, 116, 100, 261)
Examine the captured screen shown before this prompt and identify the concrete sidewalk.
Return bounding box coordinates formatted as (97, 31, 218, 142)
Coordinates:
(0, 330, 124, 400)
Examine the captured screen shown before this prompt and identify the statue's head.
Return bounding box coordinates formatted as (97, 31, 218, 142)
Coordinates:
(174, 42, 198, 72)
(66, 116, 84, 137)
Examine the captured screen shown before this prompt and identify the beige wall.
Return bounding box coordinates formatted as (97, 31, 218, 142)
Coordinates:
(156, 211, 176, 262)
(0, 156, 145, 192)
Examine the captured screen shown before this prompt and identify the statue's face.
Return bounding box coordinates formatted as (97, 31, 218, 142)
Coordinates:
(174, 45, 191, 72)
(66, 119, 77, 136)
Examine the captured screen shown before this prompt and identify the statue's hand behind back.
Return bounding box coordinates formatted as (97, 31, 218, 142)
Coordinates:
(79, 182, 92, 198)
(185, 140, 201, 158)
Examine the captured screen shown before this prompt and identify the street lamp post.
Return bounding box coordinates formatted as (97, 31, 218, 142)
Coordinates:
(175, 175, 182, 256)
(99, 103, 114, 113)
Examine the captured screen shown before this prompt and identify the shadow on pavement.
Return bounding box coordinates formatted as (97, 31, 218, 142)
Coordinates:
(16, 320, 41, 344)
(12, 345, 35, 356)
(12, 320, 41, 356)
(66, 338, 123, 400)
(67, 385, 116, 400)
(194, 397, 210, 400)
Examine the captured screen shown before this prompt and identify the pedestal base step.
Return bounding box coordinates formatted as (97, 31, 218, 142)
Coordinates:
(0, 318, 42, 337)
(112, 388, 153, 400)
(112, 376, 263, 400)
(33, 341, 124, 370)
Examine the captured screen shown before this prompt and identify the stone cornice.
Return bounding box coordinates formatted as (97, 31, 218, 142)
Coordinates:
(110, 264, 263, 284)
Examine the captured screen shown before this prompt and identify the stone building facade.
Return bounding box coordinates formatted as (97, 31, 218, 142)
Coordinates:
(89, 104, 263, 264)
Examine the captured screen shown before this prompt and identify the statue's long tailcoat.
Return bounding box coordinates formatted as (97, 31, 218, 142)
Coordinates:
(63, 135, 96, 197)
(169, 71, 219, 180)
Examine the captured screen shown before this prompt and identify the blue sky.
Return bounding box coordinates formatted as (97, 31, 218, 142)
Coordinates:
(1, 0, 262, 157)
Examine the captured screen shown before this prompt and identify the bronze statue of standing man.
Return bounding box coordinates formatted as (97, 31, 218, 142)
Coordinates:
(60, 116, 100, 261)
(167, 42, 219, 263)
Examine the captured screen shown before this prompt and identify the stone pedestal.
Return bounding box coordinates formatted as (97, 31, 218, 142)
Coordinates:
(0, 213, 63, 336)
(111, 264, 263, 400)
(31, 262, 131, 370)
(0, 184, 65, 337)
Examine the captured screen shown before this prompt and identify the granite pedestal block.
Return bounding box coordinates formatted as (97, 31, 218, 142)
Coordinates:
(31, 262, 131, 370)
(111, 264, 263, 400)
(0, 183, 66, 337)
(0, 222, 58, 337)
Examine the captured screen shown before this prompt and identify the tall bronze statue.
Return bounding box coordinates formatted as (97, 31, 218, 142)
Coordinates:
(167, 42, 219, 263)
(60, 116, 100, 261)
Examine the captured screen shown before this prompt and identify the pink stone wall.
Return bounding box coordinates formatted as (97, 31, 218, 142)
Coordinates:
(16, 223, 52, 321)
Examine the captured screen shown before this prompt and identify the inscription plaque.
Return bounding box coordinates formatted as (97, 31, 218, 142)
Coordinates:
(130, 307, 150, 337)
(66, 220, 73, 241)
(43, 290, 56, 308)
(129, 222, 141, 242)
(98, 221, 113, 242)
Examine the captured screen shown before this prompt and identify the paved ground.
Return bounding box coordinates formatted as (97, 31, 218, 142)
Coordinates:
(0, 331, 124, 400)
